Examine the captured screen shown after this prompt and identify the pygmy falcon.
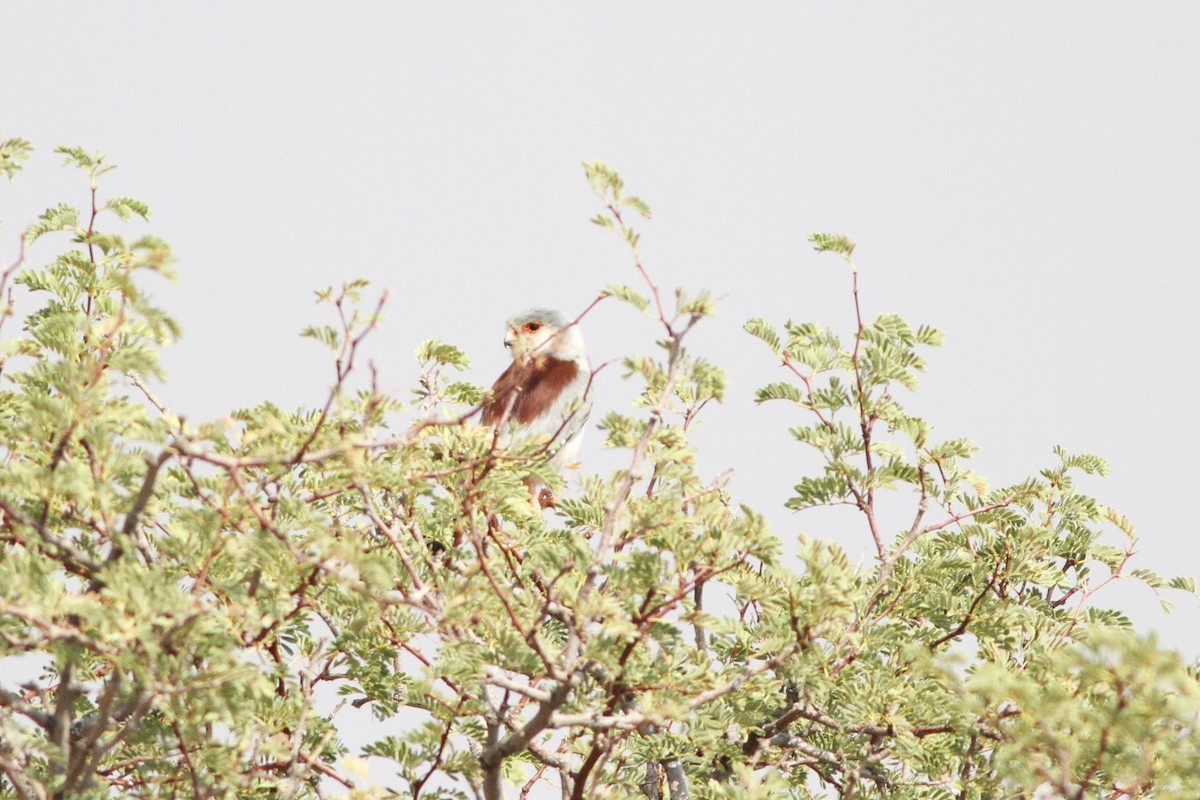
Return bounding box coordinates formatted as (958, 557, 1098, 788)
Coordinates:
(481, 308, 592, 508)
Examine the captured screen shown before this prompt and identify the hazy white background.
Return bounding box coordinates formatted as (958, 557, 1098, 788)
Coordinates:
(3, 2, 1199, 783)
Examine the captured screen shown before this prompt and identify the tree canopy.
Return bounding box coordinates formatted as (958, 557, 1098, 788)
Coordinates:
(0, 139, 1197, 800)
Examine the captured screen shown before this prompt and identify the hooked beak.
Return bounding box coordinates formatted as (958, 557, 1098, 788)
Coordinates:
(503, 330, 516, 349)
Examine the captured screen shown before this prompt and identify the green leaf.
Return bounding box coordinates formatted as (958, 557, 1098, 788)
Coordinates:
(24, 203, 80, 245)
(928, 438, 976, 461)
(809, 232, 856, 258)
(300, 325, 340, 350)
(754, 382, 804, 404)
(1052, 445, 1111, 477)
(915, 324, 945, 347)
(583, 159, 624, 200)
(743, 318, 781, 354)
(446, 381, 486, 405)
(55, 144, 116, 178)
(103, 196, 151, 222)
(415, 339, 469, 370)
(788, 474, 853, 508)
(1129, 567, 1166, 589)
(601, 283, 649, 312)
(0, 137, 34, 181)
(620, 195, 652, 219)
(1168, 576, 1197, 594)
(1090, 544, 1126, 571)
(678, 290, 716, 317)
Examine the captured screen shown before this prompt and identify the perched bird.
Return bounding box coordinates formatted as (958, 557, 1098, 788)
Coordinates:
(481, 308, 592, 508)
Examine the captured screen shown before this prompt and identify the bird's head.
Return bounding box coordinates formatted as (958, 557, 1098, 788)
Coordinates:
(504, 307, 586, 361)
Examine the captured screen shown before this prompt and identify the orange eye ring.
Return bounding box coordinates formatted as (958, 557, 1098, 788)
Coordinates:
(525, 322, 542, 333)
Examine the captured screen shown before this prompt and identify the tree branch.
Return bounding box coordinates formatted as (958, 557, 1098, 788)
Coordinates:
(481, 681, 573, 800)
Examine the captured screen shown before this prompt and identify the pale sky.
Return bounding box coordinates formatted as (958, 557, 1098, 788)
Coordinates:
(5, 2, 1198, 664)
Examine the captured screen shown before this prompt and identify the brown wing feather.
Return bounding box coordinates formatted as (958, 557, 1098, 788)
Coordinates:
(482, 356, 581, 427)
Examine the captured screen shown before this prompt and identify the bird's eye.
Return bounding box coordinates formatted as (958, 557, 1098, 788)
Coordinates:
(525, 322, 542, 333)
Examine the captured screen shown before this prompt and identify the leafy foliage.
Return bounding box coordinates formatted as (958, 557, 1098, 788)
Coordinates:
(0, 147, 1196, 800)
(0, 139, 33, 182)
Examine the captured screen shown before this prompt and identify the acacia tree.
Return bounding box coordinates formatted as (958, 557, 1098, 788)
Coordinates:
(0, 138, 1197, 800)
